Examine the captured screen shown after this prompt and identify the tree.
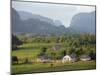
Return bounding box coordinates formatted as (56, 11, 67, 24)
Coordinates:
(89, 50, 96, 60)
(61, 50, 66, 57)
(12, 56, 18, 64)
(75, 47, 83, 57)
(51, 51, 56, 60)
(67, 47, 75, 55)
(12, 34, 23, 50)
(38, 47, 47, 57)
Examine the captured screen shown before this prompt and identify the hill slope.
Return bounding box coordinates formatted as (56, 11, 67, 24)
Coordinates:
(68, 11, 96, 34)
(12, 8, 67, 35)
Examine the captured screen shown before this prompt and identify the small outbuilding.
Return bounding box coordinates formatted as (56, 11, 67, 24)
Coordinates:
(80, 55, 91, 61)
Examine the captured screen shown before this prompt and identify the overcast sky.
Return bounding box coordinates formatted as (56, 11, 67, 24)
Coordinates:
(12, 1, 95, 28)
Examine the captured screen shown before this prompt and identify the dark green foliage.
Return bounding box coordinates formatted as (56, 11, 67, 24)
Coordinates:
(24, 58, 29, 64)
(12, 56, 18, 64)
(38, 47, 47, 57)
(89, 50, 96, 60)
(75, 47, 84, 57)
(51, 51, 56, 60)
(61, 50, 66, 56)
(12, 34, 23, 50)
(67, 47, 75, 55)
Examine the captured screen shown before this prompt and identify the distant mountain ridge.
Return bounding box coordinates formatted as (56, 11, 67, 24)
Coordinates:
(69, 11, 96, 34)
(18, 11, 55, 25)
(12, 8, 96, 35)
(12, 8, 67, 35)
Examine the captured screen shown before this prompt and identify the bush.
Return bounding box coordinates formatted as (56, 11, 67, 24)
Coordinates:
(12, 56, 18, 64)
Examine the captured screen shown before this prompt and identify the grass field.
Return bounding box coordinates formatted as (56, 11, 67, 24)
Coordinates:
(11, 61, 96, 74)
(12, 43, 96, 74)
(12, 43, 56, 60)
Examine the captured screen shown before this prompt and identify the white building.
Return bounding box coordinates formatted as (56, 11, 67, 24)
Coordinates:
(62, 55, 72, 63)
(62, 54, 77, 63)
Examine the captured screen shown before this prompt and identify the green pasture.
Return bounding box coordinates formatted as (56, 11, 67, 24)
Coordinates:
(11, 61, 96, 74)
(12, 43, 56, 59)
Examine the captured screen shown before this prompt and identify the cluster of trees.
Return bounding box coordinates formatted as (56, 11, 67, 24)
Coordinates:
(36, 34, 96, 60)
(19, 34, 95, 44)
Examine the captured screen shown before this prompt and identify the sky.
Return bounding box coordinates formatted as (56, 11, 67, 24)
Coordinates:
(12, 1, 95, 28)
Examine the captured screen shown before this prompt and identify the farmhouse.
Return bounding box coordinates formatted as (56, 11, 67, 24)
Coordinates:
(80, 55, 91, 61)
(52, 44, 62, 51)
(62, 53, 77, 63)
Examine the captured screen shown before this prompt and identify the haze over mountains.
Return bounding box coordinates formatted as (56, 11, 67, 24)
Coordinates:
(12, 8, 95, 35)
